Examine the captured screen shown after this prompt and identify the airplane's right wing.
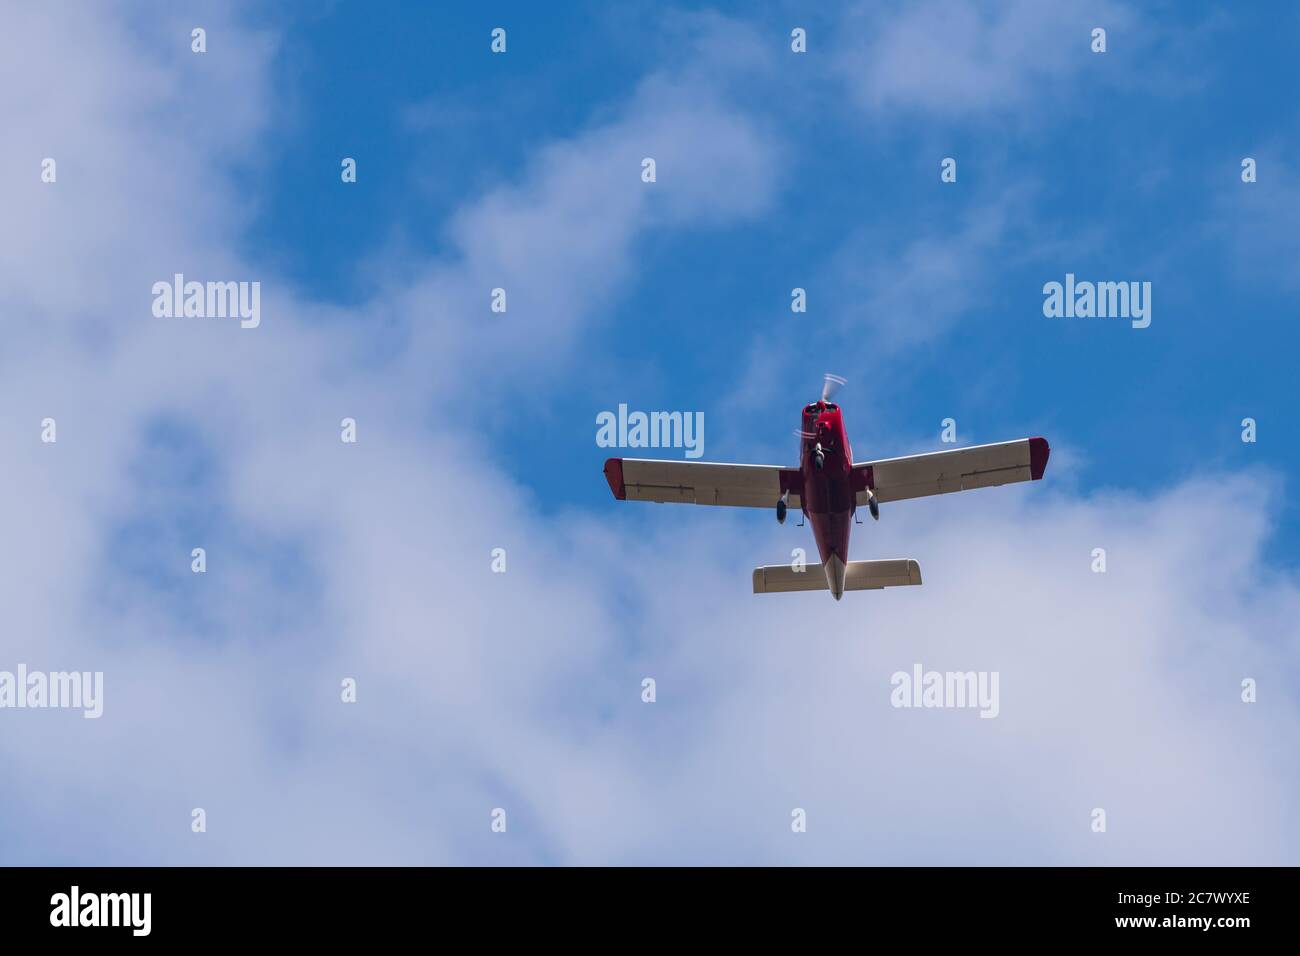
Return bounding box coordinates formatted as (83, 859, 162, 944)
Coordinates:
(854, 437, 1049, 506)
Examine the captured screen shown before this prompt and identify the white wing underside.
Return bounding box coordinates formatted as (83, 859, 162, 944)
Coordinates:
(857, 437, 1048, 505)
(604, 437, 1047, 510)
(607, 459, 801, 509)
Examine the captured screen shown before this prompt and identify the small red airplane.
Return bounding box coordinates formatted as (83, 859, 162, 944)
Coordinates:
(604, 375, 1049, 599)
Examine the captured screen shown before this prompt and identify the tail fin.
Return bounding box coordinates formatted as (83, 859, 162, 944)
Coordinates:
(752, 559, 922, 594)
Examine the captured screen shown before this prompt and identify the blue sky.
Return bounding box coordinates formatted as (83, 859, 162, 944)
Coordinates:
(240, 0, 1300, 557)
(1, 1, 1298, 865)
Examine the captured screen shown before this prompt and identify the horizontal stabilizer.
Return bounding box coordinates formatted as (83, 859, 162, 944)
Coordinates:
(752, 559, 922, 594)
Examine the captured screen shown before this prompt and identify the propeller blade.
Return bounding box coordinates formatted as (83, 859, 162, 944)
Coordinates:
(822, 373, 847, 402)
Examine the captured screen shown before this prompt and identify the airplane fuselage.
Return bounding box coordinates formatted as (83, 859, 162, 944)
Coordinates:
(799, 401, 856, 597)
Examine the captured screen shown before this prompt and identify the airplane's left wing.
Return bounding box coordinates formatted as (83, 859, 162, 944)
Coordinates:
(605, 458, 802, 508)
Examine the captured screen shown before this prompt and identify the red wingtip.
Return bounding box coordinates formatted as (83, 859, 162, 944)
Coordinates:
(603, 458, 626, 500)
(1028, 437, 1050, 480)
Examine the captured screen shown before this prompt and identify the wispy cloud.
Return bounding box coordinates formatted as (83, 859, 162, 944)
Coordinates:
(832, 0, 1135, 120)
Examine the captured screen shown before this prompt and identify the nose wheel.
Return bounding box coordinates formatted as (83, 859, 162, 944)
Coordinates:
(813, 443, 825, 470)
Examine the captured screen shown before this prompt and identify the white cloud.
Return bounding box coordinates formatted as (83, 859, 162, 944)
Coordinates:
(833, 0, 1135, 119)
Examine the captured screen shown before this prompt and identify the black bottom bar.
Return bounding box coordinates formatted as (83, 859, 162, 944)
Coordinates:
(0, 866, 1280, 942)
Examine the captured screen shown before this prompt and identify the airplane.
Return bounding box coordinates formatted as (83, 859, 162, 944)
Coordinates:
(603, 375, 1049, 600)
